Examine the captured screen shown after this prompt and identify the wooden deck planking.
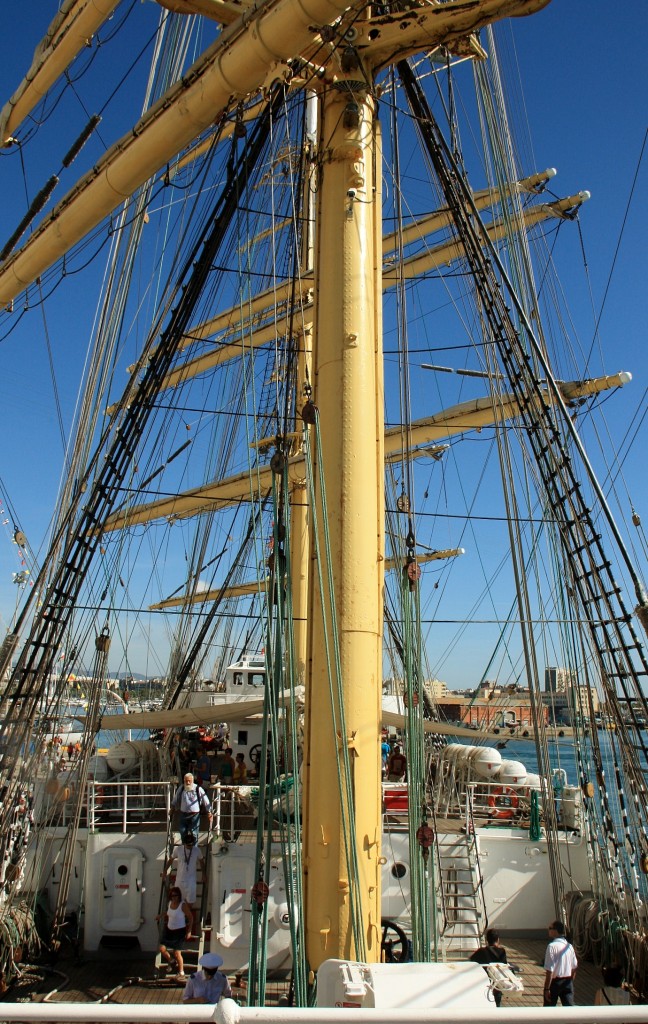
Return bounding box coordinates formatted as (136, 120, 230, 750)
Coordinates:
(5, 938, 603, 1007)
(499, 938, 601, 1008)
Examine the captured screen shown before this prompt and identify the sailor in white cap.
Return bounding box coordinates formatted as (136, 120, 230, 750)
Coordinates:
(183, 951, 232, 1004)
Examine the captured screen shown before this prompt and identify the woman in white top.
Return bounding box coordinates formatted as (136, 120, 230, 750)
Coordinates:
(158, 886, 193, 978)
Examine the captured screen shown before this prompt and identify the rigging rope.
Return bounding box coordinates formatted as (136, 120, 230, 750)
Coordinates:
(0, 84, 288, 841)
(303, 405, 367, 963)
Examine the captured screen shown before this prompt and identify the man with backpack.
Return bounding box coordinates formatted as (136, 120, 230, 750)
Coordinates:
(171, 772, 212, 842)
(469, 928, 509, 1007)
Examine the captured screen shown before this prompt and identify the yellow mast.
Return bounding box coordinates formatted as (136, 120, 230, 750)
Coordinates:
(303, 71, 384, 968)
(0, 0, 558, 974)
(300, 0, 551, 971)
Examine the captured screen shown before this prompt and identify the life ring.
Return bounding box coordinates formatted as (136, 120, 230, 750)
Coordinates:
(487, 786, 519, 819)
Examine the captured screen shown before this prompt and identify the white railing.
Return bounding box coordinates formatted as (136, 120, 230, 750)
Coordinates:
(0, 1000, 646, 1023)
(83, 780, 171, 831)
(76, 779, 254, 836)
(48, 780, 170, 831)
(56, 775, 572, 836)
(382, 776, 582, 835)
(382, 779, 535, 826)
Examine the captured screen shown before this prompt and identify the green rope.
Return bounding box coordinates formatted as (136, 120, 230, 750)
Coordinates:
(270, 462, 308, 1003)
(529, 790, 542, 841)
(247, 644, 272, 1006)
(247, 481, 285, 1003)
(303, 410, 367, 961)
(247, 464, 309, 1004)
(400, 567, 431, 961)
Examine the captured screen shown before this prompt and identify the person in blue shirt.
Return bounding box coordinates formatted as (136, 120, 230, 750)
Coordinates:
(381, 738, 391, 775)
(183, 952, 232, 1004)
(194, 746, 212, 786)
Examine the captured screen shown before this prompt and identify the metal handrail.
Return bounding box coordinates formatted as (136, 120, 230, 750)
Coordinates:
(0, 998, 646, 1023)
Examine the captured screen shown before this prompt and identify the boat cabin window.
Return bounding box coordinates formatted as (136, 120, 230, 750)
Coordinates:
(391, 863, 407, 879)
(237, 730, 248, 745)
(232, 671, 265, 687)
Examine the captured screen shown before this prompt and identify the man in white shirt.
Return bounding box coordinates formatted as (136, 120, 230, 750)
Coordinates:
(543, 920, 578, 1006)
(171, 773, 212, 842)
(169, 832, 204, 907)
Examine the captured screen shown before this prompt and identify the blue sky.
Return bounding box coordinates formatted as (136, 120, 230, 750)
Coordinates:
(0, 1, 646, 685)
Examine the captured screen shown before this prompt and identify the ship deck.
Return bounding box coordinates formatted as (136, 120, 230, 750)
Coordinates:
(4, 939, 603, 1007)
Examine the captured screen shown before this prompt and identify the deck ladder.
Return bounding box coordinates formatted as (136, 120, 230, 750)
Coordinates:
(155, 812, 211, 979)
(435, 795, 487, 957)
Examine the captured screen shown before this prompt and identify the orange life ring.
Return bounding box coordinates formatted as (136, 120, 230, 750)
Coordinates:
(487, 786, 519, 819)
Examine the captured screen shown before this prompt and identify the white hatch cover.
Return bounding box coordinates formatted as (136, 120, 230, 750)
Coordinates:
(316, 959, 496, 1010)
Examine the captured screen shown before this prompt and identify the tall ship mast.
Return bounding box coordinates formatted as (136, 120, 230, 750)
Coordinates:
(0, 0, 647, 1009)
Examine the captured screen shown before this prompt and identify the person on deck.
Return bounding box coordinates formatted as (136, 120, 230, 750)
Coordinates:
(233, 752, 247, 783)
(183, 952, 232, 1004)
(168, 832, 204, 908)
(194, 746, 212, 786)
(595, 966, 630, 1008)
(218, 748, 236, 784)
(178, 737, 192, 775)
(387, 745, 407, 782)
(158, 886, 193, 979)
(543, 920, 578, 1006)
(469, 928, 508, 1007)
(171, 773, 212, 842)
(381, 737, 391, 776)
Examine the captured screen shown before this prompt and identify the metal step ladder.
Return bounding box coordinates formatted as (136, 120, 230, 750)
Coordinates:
(435, 829, 486, 957)
(181, 834, 211, 977)
(154, 823, 211, 982)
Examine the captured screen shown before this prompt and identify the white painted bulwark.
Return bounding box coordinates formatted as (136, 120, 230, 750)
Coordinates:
(478, 830, 589, 929)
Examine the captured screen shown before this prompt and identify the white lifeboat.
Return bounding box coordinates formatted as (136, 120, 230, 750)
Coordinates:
(443, 743, 502, 777)
(496, 758, 527, 787)
(105, 739, 158, 774)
